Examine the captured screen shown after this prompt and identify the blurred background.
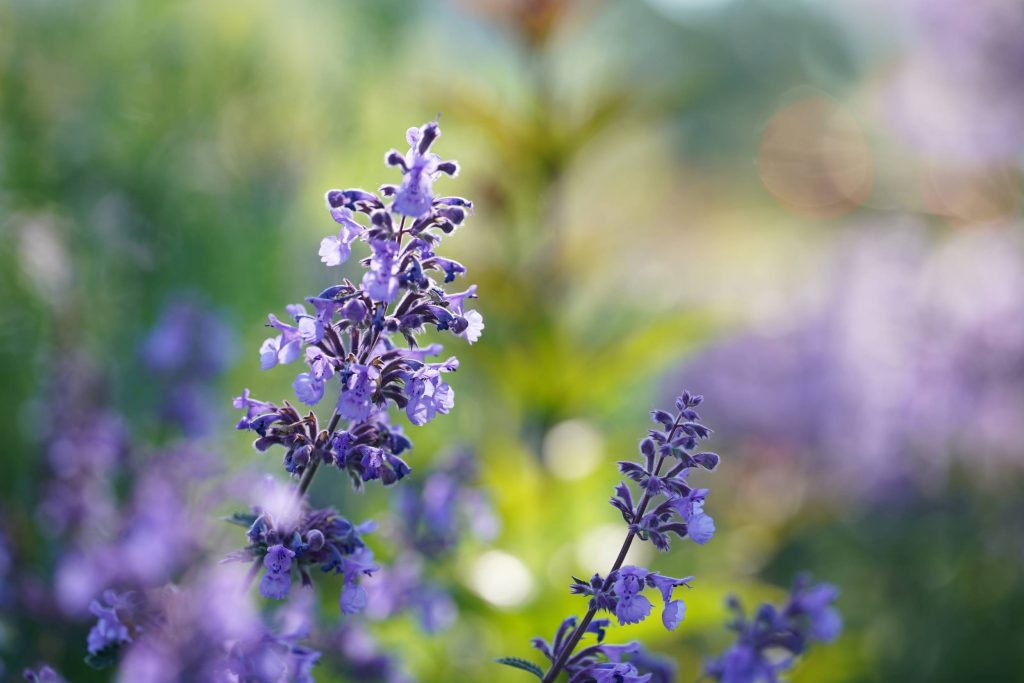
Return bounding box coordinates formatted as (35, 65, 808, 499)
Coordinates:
(2, 0, 1023, 680)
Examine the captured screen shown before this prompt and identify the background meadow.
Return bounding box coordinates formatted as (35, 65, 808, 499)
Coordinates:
(2, 0, 1023, 680)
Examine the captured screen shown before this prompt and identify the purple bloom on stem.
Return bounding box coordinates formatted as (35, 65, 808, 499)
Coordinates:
(338, 364, 375, 421)
(320, 205, 362, 266)
(306, 346, 335, 382)
(389, 122, 459, 218)
(405, 359, 458, 426)
(614, 566, 649, 597)
(233, 388, 275, 430)
(293, 373, 324, 406)
(662, 600, 686, 630)
(363, 239, 399, 303)
(616, 593, 653, 625)
(259, 544, 295, 600)
(87, 591, 132, 654)
(340, 548, 378, 614)
(342, 297, 368, 323)
(446, 285, 484, 344)
(791, 580, 842, 643)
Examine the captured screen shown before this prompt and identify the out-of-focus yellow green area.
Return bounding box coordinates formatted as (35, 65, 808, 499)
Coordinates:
(2, 1, 1023, 681)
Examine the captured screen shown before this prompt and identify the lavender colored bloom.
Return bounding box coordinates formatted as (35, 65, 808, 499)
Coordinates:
(405, 358, 458, 426)
(293, 372, 324, 406)
(363, 238, 400, 303)
(320, 206, 362, 266)
(704, 574, 842, 683)
(229, 496, 379, 615)
(340, 547, 379, 614)
(87, 590, 133, 654)
(615, 592, 653, 626)
(228, 123, 484, 653)
(338, 364, 375, 421)
(513, 392, 718, 680)
(661, 600, 686, 630)
(388, 121, 459, 218)
(259, 544, 295, 600)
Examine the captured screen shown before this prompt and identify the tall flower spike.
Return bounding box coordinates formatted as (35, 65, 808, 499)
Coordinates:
(501, 391, 719, 683)
(230, 122, 481, 621)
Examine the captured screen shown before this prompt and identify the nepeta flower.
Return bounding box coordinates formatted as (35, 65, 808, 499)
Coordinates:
(230, 495, 378, 615)
(704, 574, 842, 683)
(530, 618, 666, 683)
(405, 358, 458, 426)
(364, 238, 400, 303)
(235, 122, 481, 517)
(387, 121, 459, 218)
(259, 545, 296, 600)
(320, 207, 362, 267)
(338, 364, 375, 421)
(87, 590, 134, 655)
(511, 392, 718, 682)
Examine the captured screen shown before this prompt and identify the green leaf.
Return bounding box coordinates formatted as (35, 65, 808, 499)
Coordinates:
(223, 512, 258, 528)
(85, 644, 121, 670)
(495, 657, 544, 680)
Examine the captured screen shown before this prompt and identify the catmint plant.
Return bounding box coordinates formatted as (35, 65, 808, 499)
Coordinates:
(502, 391, 720, 682)
(703, 574, 842, 682)
(229, 120, 482, 615)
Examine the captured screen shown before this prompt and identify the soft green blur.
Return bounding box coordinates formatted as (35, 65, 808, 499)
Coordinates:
(2, 1, 1023, 681)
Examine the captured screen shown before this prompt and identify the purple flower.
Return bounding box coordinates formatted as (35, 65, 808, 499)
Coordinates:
(388, 122, 459, 218)
(293, 372, 324, 406)
(340, 548, 379, 614)
(405, 358, 458, 426)
(576, 663, 653, 683)
(615, 593, 653, 625)
(705, 574, 842, 683)
(259, 544, 295, 600)
(446, 286, 485, 344)
(87, 590, 132, 654)
(338, 364, 375, 421)
(363, 238, 399, 303)
(661, 600, 686, 630)
(260, 334, 300, 370)
(789, 579, 842, 643)
(320, 205, 362, 266)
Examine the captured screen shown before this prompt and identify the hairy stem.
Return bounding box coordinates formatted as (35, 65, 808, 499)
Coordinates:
(297, 412, 342, 497)
(540, 416, 684, 683)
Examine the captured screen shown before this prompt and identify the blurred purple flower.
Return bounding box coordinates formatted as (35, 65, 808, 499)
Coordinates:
(87, 590, 133, 654)
(704, 574, 842, 683)
(679, 225, 1024, 500)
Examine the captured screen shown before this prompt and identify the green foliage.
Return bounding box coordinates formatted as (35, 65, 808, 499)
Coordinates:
(495, 657, 544, 680)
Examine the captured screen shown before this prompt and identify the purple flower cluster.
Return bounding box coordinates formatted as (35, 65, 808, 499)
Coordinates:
(530, 617, 669, 682)
(235, 120, 481, 491)
(509, 391, 720, 683)
(704, 574, 842, 683)
(228, 495, 379, 615)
